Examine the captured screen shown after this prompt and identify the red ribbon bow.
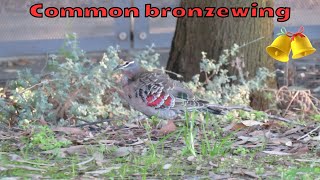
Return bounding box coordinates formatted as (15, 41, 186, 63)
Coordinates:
(286, 26, 305, 41)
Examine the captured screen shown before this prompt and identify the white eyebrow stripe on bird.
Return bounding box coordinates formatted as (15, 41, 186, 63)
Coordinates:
(121, 61, 135, 68)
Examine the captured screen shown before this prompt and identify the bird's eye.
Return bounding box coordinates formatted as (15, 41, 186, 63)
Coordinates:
(123, 61, 134, 67)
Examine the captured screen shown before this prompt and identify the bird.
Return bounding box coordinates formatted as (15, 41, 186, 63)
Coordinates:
(114, 60, 225, 120)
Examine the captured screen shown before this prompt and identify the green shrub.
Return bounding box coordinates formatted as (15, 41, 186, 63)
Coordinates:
(0, 34, 272, 127)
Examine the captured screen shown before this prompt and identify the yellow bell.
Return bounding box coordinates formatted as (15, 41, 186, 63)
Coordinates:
(266, 35, 292, 62)
(291, 34, 316, 59)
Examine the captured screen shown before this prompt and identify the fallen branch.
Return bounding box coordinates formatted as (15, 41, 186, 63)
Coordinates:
(75, 118, 112, 128)
(207, 104, 302, 125)
(297, 125, 320, 140)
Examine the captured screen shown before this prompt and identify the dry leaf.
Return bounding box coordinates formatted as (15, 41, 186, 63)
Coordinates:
(238, 136, 260, 142)
(263, 151, 292, 156)
(0, 167, 8, 171)
(241, 120, 263, 127)
(98, 140, 121, 145)
(311, 135, 320, 141)
(209, 161, 218, 168)
(208, 172, 231, 180)
(6, 165, 46, 172)
(124, 123, 140, 129)
(233, 169, 260, 179)
(187, 156, 196, 162)
(289, 144, 310, 155)
(163, 164, 172, 170)
(42, 145, 90, 157)
(93, 152, 105, 166)
(127, 138, 145, 146)
(114, 147, 133, 157)
(38, 116, 48, 126)
(223, 123, 246, 132)
(269, 137, 292, 147)
(85, 167, 121, 175)
(159, 120, 177, 135)
(77, 157, 95, 167)
(152, 120, 177, 136)
(283, 127, 304, 136)
(249, 130, 265, 137)
(52, 127, 87, 136)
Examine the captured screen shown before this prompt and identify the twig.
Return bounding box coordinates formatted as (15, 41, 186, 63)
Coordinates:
(75, 118, 112, 127)
(295, 159, 320, 163)
(155, 67, 183, 79)
(239, 36, 265, 49)
(76, 118, 91, 124)
(265, 114, 299, 125)
(20, 79, 61, 94)
(17, 160, 55, 167)
(284, 91, 299, 116)
(5, 164, 46, 172)
(297, 125, 320, 140)
(207, 104, 301, 125)
(77, 157, 95, 166)
(207, 104, 254, 112)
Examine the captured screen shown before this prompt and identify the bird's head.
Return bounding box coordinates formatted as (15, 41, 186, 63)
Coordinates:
(113, 60, 136, 71)
(114, 60, 142, 78)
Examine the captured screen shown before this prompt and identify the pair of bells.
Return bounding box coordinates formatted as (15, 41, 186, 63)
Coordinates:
(266, 33, 316, 62)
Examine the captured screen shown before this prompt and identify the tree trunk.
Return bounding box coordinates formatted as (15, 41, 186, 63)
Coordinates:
(167, 0, 276, 110)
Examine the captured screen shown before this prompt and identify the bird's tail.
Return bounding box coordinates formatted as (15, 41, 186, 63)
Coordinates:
(181, 100, 226, 115)
(206, 105, 226, 115)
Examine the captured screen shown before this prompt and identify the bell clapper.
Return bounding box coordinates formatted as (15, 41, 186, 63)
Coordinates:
(275, 51, 279, 56)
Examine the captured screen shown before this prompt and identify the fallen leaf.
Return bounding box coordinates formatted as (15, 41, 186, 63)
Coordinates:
(263, 151, 292, 156)
(269, 137, 292, 147)
(209, 161, 218, 168)
(42, 145, 90, 157)
(6, 165, 46, 172)
(0, 167, 8, 171)
(241, 120, 263, 127)
(208, 172, 230, 180)
(7, 153, 22, 161)
(264, 131, 279, 139)
(114, 147, 133, 157)
(249, 130, 265, 137)
(38, 116, 48, 126)
(311, 135, 320, 141)
(187, 156, 196, 162)
(124, 123, 140, 129)
(163, 164, 172, 170)
(295, 159, 320, 163)
(52, 127, 87, 136)
(238, 136, 260, 142)
(93, 152, 104, 166)
(289, 144, 310, 155)
(98, 140, 121, 145)
(158, 120, 177, 135)
(85, 166, 121, 175)
(77, 157, 95, 167)
(283, 127, 304, 136)
(223, 123, 246, 132)
(233, 169, 260, 179)
(126, 138, 145, 146)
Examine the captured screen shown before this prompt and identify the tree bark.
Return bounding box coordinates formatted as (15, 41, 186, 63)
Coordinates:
(167, 0, 276, 110)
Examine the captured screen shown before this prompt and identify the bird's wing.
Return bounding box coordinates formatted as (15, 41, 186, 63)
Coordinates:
(132, 71, 194, 109)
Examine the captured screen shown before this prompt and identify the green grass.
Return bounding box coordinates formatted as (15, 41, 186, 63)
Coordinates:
(1, 112, 320, 179)
(281, 166, 320, 179)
